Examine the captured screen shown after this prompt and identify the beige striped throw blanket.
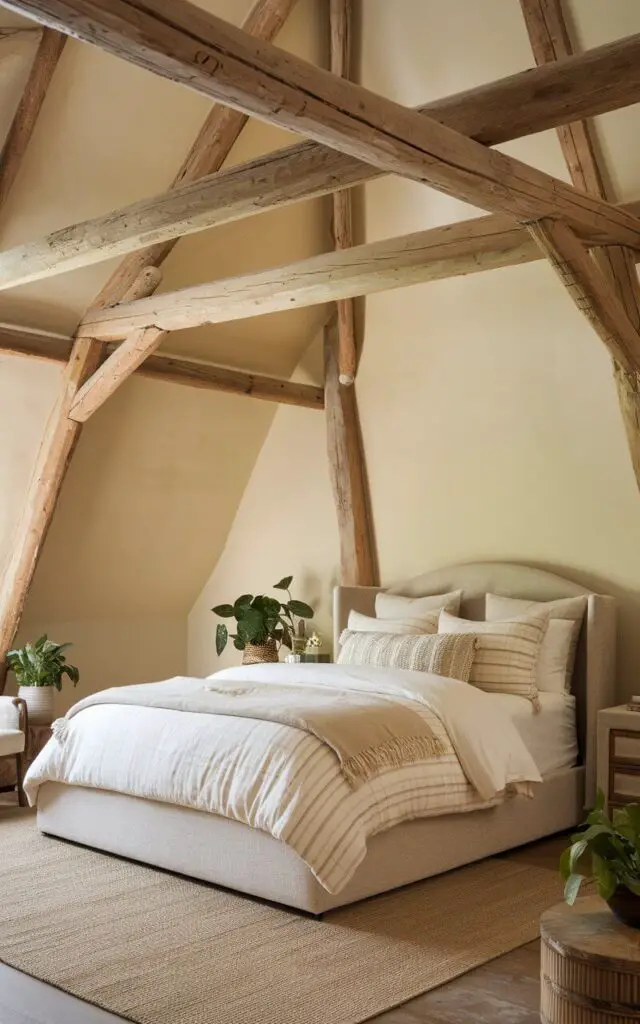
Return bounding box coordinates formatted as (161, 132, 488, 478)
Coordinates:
(56, 679, 445, 787)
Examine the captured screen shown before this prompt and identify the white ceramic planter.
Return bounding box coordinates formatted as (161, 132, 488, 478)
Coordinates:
(19, 686, 54, 726)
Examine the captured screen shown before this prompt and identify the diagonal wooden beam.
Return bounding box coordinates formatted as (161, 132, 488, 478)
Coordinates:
(2, 31, 640, 293)
(69, 326, 165, 421)
(0, 323, 324, 407)
(528, 218, 640, 376)
(329, 0, 356, 387)
(0, 0, 299, 669)
(520, 0, 640, 491)
(6, 0, 640, 249)
(0, 27, 66, 208)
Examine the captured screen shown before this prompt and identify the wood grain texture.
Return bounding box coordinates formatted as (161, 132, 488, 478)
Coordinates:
(76, 214, 554, 340)
(69, 326, 165, 422)
(519, 0, 640, 495)
(2, 32, 640, 292)
(90, 0, 298, 308)
(528, 218, 640, 375)
(0, 27, 65, 209)
(324, 318, 377, 587)
(329, 0, 356, 387)
(7, 0, 640, 249)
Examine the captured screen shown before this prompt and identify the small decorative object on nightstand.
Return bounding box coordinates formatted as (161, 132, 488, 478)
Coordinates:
(597, 705, 640, 811)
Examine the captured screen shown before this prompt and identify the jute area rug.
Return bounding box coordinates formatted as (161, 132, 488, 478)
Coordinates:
(1, 811, 561, 1024)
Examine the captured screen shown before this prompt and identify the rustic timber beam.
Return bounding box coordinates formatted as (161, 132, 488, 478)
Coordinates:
(0, 324, 323, 407)
(0, 28, 66, 208)
(528, 218, 640, 376)
(71, 214, 583, 341)
(519, 0, 640, 491)
(69, 326, 165, 421)
(2, 32, 640, 292)
(5, 1, 640, 249)
(330, 0, 356, 387)
(324, 317, 377, 586)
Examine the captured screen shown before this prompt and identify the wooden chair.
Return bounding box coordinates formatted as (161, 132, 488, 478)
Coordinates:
(0, 696, 28, 806)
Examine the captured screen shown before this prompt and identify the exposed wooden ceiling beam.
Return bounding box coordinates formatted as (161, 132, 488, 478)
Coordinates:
(329, 0, 356, 386)
(78, 210, 640, 342)
(69, 326, 165, 421)
(0, 325, 323, 408)
(520, 0, 640, 488)
(6, 1, 640, 250)
(528, 218, 640, 376)
(0, 0, 299, 665)
(1, 30, 639, 292)
(0, 27, 66, 208)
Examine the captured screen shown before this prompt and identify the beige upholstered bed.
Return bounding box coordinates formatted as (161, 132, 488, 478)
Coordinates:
(35, 562, 616, 914)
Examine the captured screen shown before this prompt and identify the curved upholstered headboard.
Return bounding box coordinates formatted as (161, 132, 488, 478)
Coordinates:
(333, 562, 617, 805)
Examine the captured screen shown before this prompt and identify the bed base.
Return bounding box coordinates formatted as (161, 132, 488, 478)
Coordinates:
(37, 768, 584, 914)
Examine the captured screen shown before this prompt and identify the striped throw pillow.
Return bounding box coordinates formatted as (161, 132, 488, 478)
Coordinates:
(337, 631, 477, 682)
(438, 609, 549, 707)
(347, 609, 439, 635)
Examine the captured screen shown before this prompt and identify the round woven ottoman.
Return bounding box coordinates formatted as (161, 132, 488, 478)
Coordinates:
(541, 896, 640, 1024)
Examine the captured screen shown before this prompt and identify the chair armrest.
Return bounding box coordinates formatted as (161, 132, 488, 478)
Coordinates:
(0, 695, 19, 729)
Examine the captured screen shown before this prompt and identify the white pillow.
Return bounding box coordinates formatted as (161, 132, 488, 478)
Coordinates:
(375, 590, 462, 620)
(439, 608, 549, 707)
(485, 593, 587, 693)
(347, 609, 437, 635)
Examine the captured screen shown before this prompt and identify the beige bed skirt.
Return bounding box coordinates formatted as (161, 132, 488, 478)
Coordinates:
(36, 768, 584, 914)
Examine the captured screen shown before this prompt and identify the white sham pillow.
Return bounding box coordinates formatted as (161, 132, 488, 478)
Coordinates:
(375, 589, 462, 621)
(347, 609, 437, 635)
(485, 593, 587, 693)
(439, 608, 549, 707)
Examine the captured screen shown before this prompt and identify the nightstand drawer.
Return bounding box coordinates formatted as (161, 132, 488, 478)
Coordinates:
(610, 766, 640, 803)
(610, 728, 640, 764)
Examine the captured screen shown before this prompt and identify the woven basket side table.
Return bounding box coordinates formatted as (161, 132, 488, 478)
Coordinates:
(541, 896, 640, 1024)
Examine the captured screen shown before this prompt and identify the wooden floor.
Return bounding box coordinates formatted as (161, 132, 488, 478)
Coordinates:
(0, 793, 563, 1024)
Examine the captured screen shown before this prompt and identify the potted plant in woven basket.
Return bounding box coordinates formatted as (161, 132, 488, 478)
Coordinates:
(6, 635, 80, 725)
(560, 791, 640, 928)
(212, 576, 314, 664)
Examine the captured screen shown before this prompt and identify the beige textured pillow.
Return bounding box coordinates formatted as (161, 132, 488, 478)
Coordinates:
(485, 593, 587, 692)
(376, 590, 462, 621)
(347, 610, 436, 635)
(438, 609, 549, 707)
(337, 630, 476, 681)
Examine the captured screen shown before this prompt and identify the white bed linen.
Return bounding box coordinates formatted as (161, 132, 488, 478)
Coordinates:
(487, 691, 578, 776)
(24, 664, 541, 893)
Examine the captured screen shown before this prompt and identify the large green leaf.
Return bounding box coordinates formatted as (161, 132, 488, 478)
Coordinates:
(215, 624, 228, 656)
(211, 604, 235, 618)
(286, 600, 314, 618)
(564, 873, 585, 905)
(593, 854, 618, 901)
(273, 576, 293, 591)
(233, 594, 253, 612)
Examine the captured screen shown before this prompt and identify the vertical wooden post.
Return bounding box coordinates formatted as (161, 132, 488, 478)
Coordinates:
(324, 318, 378, 586)
(329, 0, 357, 386)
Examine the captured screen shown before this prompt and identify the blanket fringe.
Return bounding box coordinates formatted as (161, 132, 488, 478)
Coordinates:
(51, 718, 69, 743)
(342, 735, 446, 787)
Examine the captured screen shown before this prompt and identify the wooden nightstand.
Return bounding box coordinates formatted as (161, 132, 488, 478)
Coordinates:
(597, 705, 640, 811)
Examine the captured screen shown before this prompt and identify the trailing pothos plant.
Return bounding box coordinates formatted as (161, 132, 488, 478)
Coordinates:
(560, 790, 640, 904)
(6, 635, 80, 690)
(212, 576, 314, 656)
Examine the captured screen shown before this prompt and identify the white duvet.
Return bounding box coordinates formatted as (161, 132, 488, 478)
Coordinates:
(25, 663, 541, 892)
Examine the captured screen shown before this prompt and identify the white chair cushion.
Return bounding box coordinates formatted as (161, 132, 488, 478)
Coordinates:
(0, 728, 25, 756)
(0, 696, 19, 729)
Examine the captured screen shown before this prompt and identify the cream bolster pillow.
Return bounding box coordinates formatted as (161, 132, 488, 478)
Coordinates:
(438, 609, 549, 707)
(375, 589, 462, 620)
(484, 593, 587, 693)
(337, 630, 477, 682)
(347, 609, 439, 635)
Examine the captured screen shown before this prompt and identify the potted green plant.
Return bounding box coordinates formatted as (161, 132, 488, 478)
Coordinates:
(6, 635, 80, 725)
(560, 791, 640, 928)
(212, 576, 314, 665)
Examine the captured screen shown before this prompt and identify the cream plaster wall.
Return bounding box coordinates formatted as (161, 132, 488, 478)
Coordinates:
(189, 0, 640, 698)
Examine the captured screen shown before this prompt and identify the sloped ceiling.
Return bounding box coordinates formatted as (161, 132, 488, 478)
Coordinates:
(0, 0, 328, 621)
